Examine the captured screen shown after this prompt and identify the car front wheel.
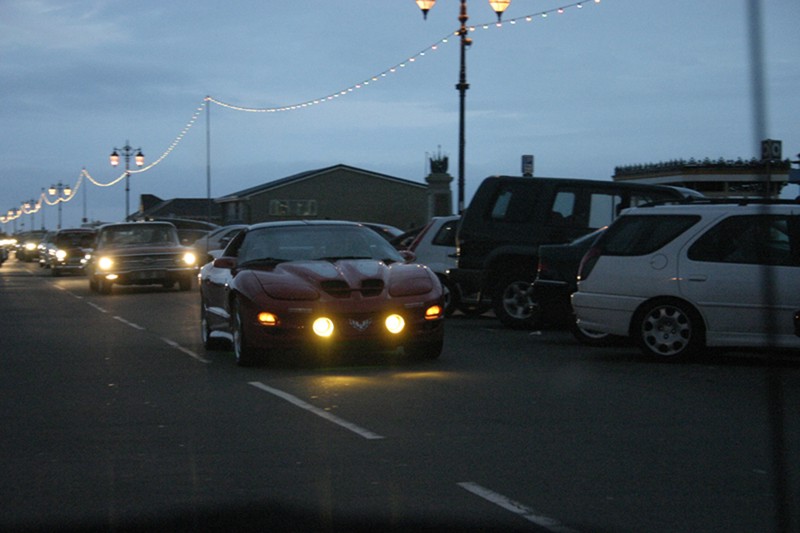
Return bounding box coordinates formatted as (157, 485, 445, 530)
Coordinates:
(232, 299, 259, 366)
(634, 299, 704, 360)
(201, 303, 226, 350)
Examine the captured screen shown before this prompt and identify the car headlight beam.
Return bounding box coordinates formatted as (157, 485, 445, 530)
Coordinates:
(182, 252, 197, 266)
(98, 257, 114, 270)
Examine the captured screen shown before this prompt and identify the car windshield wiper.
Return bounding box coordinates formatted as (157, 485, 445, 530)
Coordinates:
(238, 257, 289, 268)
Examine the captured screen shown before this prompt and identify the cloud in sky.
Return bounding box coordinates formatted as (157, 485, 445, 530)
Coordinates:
(1, 0, 798, 229)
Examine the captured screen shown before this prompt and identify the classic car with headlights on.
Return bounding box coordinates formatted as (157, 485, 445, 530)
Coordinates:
(199, 220, 446, 366)
(41, 228, 96, 276)
(86, 222, 198, 294)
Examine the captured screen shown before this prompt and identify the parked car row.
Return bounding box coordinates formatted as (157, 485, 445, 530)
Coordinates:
(448, 175, 704, 329)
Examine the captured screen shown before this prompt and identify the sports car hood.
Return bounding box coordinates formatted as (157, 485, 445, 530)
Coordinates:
(251, 260, 437, 300)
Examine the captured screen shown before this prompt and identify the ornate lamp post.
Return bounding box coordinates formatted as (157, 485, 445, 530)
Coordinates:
(49, 182, 72, 229)
(416, 0, 511, 213)
(110, 141, 144, 220)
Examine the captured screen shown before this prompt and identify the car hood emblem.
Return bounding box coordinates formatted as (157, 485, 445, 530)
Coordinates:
(348, 318, 373, 332)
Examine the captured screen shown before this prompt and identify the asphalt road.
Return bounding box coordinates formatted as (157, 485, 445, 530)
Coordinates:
(1, 259, 798, 532)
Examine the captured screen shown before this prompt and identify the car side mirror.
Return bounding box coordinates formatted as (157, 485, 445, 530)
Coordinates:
(213, 256, 237, 270)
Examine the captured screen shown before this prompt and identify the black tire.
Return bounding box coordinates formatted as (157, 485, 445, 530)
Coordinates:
(633, 299, 704, 360)
(232, 299, 259, 366)
(98, 278, 112, 295)
(439, 276, 460, 317)
(89, 276, 98, 292)
(492, 272, 537, 329)
(179, 276, 193, 291)
(51, 267, 61, 277)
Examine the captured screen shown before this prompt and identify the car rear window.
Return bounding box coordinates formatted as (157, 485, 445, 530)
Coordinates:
(598, 215, 700, 255)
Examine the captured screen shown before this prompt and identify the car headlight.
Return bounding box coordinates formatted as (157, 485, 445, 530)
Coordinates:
(312, 317, 335, 337)
(385, 314, 405, 334)
(98, 257, 114, 270)
(55, 249, 67, 261)
(25, 242, 36, 251)
(182, 252, 197, 266)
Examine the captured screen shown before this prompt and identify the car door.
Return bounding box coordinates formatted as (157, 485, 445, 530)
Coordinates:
(678, 213, 800, 347)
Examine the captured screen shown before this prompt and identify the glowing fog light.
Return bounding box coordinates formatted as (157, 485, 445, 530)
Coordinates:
(258, 312, 278, 326)
(98, 257, 113, 270)
(182, 252, 197, 266)
(313, 317, 335, 337)
(385, 314, 405, 334)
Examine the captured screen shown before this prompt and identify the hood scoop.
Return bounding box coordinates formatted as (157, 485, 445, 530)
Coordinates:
(320, 279, 384, 298)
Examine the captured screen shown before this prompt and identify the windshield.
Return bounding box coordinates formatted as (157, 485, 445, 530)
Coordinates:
(55, 232, 95, 248)
(98, 225, 179, 248)
(237, 225, 404, 265)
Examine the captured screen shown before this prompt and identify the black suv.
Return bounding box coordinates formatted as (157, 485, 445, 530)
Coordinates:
(449, 175, 700, 328)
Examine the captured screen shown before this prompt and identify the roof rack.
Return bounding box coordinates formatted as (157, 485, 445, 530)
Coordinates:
(641, 197, 800, 208)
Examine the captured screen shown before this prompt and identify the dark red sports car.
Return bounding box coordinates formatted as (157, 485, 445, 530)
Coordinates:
(199, 220, 445, 365)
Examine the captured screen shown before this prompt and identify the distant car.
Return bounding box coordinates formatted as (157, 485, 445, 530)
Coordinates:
(41, 228, 96, 276)
(532, 227, 619, 345)
(85, 222, 199, 294)
(37, 231, 57, 268)
(199, 220, 445, 366)
(360, 222, 404, 243)
(15, 230, 47, 262)
(572, 200, 800, 359)
(192, 224, 247, 261)
(145, 217, 219, 245)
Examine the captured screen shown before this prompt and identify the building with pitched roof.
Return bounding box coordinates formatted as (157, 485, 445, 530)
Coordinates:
(215, 164, 434, 230)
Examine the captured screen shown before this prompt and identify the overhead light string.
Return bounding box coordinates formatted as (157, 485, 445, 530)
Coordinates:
(2, 0, 600, 228)
(206, 0, 599, 113)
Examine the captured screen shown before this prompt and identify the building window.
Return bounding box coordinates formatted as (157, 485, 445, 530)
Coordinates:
(269, 199, 318, 217)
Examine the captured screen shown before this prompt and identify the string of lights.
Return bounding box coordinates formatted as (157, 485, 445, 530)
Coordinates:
(2, 0, 600, 227)
(208, 1, 598, 113)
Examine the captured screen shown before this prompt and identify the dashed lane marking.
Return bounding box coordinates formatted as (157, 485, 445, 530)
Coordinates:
(457, 482, 579, 532)
(249, 381, 385, 440)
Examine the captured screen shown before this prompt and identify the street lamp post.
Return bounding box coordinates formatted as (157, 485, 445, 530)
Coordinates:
(49, 182, 72, 229)
(110, 141, 144, 221)
(416, 0, 511, 213)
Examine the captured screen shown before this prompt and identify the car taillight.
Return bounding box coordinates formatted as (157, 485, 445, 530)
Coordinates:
(577, 246, 601, 282)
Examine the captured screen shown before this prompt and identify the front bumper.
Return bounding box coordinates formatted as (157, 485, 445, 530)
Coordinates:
(93, 267, 197, 286)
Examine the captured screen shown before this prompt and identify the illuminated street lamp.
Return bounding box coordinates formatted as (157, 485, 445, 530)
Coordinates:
(416, 0, 511, 213)
(49, 181, 72, 229)
(110, 140, 144, 220)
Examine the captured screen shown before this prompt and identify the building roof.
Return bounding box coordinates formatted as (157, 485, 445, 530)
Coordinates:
(216, 164, 425, 203)
(135, 194, 220, 221)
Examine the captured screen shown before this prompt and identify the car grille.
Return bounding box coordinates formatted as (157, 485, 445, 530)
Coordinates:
(320, 279, 385, 298)
(117, 253, 183, 269)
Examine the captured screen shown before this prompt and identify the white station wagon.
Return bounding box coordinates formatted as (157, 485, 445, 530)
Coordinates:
(572, 200, 800, 359)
